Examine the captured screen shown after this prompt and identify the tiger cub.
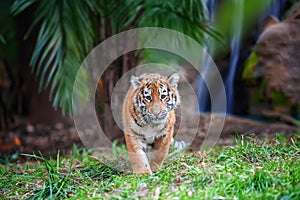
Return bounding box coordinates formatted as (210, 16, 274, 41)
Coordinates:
(122, 73, 180, 174)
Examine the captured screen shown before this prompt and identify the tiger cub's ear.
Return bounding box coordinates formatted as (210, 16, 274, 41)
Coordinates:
(167, 73, 180, 88)
(130, 75, 142, 90)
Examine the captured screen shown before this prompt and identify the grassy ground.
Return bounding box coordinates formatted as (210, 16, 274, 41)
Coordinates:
(0, 134, 299, 199)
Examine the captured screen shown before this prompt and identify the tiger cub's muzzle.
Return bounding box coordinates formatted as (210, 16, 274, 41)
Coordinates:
(148, 103, 168, 122)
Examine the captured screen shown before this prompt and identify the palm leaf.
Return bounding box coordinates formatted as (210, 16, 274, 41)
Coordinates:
(11, 0, 96, 115)
(11, 0, 36, 15)
(0, 34, 5, 44)
(137, 0, 221, 44)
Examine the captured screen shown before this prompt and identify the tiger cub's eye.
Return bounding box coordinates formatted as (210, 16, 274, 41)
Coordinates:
(161, 95, 166, 99)
(145, 96, 151, 101)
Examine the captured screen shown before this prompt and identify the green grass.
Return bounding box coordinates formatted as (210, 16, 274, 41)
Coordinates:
(0, 134, 299, 199)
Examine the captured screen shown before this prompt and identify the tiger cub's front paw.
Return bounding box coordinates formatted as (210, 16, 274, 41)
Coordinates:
(131, 159, 152, 174)
(133, 169, 152, 175)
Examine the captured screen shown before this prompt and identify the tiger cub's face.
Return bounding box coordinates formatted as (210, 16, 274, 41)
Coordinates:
(130, 73, 180, 123)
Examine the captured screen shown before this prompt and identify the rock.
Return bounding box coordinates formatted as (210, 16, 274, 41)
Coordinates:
(250, 3, 300, 105)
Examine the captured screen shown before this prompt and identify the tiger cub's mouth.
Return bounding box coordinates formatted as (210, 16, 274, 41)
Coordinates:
(155, 112, 167, 120)
(146, 112, 168, 124)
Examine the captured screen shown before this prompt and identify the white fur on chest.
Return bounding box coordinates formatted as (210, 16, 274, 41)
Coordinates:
(130, 122, 166, 144)
(143, 126, 157, 144)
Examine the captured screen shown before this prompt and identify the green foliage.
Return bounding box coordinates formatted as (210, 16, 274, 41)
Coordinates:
(289, 0, 299, 5)
(137, 0, 220, 43)
(271, 90, 291, 108)
(0, 0, 18, 61)
(10, 0, 218, 115)
(19, 152, 76, 199)
(243, 50, 258, 80)
(11, 0, 97, 115)
(1, 135, 299, 199)
(6, 0, 281, 116)
(0, 34, 6, 44)
(213, 0, 272, 57)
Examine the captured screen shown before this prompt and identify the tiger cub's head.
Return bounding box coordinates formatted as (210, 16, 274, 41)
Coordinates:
(130, 73, 180, 123)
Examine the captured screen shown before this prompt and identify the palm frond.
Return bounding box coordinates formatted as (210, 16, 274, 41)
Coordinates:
(11, 0, 37, 15)
(11, 0, 96, 115)
(135, 0, 220, 66)
(137, 0, 221, 45)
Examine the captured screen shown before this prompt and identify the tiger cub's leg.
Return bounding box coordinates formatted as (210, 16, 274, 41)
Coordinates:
(149, 129, 173, 172)
(124, 133, 152, 174)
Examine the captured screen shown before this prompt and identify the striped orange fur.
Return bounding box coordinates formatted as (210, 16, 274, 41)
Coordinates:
(122, 73, 180, 174)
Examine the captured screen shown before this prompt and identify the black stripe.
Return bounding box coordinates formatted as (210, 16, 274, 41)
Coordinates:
(142, 138, 147, 152)
(130, 109, 144, 127)
(158, 123, 168, 132)
(133, 103, 137, 114)
(142, 146, 146, 153)
(134, 94, 140, 108)
(149, 142, 155, 148)
(130, 127, 145, 137)
(158, 120, 169, 133)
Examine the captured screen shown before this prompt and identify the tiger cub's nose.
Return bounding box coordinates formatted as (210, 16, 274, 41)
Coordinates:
(151, 104, 161, 116)
(152, 110, 160, 116)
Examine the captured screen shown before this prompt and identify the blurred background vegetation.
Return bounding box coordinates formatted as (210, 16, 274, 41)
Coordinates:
(1, 0, 299, 157)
